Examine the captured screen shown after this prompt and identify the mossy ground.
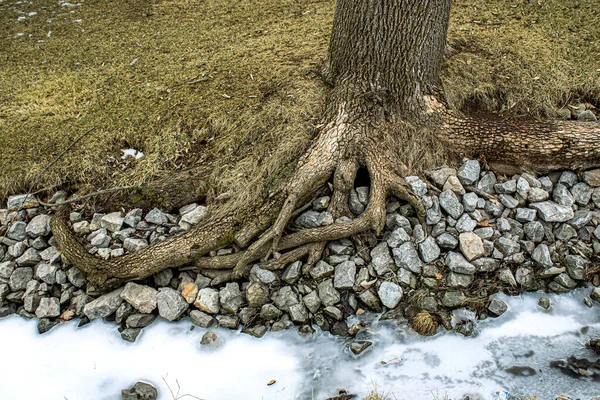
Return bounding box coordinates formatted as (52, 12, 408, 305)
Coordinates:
(1, 0, 599, 203)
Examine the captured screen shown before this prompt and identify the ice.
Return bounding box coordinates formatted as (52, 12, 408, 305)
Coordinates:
(0, 290, 598, 400)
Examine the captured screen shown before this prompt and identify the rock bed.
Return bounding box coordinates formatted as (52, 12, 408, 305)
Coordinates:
(1, 160, 600, 354)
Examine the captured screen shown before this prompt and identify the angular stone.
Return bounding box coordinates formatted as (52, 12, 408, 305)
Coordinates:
(303, 290, 321, 313)
(496, 237, 520, 256)
(219, 282, 244, 314)
(100, 212, 124, 233)
(323, 306, 343, 321)
(443, 176, 465, 195)
(126, 314, 157, 329)
(309, 260, 334, 280)
(200, 331, 222, 348)
(563, 255, 588, 280)
(439, 189, 463, 219)
(418, 236, 440, 263)
(392, 242, 422, 274)
(271, 286, 299, 311)
(569, 210, 592, 229)
(577, 109, 597, 121)
(436, 233, 458, 249)
(442, 291, 466, 308)
(499, 194, 519, 209)
(123, 238, 149, 253)
(369, 242, 395, 275)
(120, 328, 141, 343)
(515, 208, 537, 223)
(447, 272, 473, 288)
(260, 304, 283, 320)
(552, 184, 575, 206)
(386, 227, 411, 248)
(515, 267, 535, 289)
(194, 288, 220, 314)
(216, 315, 239, 329)
(583, 169, 600, 187)
(358, 290, 382, 312)
(498, 269, 517, 286)
(84, 288, 124, 320)
(532, 244, 552, 267)
(554, 273, 577, 289)
(590, 288, 600, 303)
(180, 205, 207, 225)
(334, 261, 356, 289)
(528, 188, 549, 202)
(123, 209, 143, 228)
(377, 281, 403, 308)
(120, 282, 158, 313)
(458, 232, 484, 261)
(477, 172, 497, 194)
(571, 182, 592, 206)
(7, 194, 38, 211)
(405, 176, 427, 197)
(0, 261, 14, 279)
(181, 283, 199, 304)
(190, 310, 214, 328)
(318, 279, 340, 307)
(72, 221, 90, 234)
(397, 268, 417, 289)
(35, 297, 60, 318)
(26, 214, 51, 237)
(9, 267, 33, 291)
(457, 160, 480, 185)
(35, 263, 57, 285)
(494, 180, 516, 194)
(145, 208, 168, 225)
(524, 221, 545, 243)
(428, 168, 456, 188)
(538, 297, 551, 309)
(462, 192, 479, 212)
(445, 252, 476, 274)
(288, 303, 309, 323)
(472, 257, 499, 272)
(538, 266, 565, 279)
(250, 265, 278, 284)
(16, 248, 40, 267)
(488, 299, 508, 317)
(7, 221, 27, 241)
(157, 288, 188, 321)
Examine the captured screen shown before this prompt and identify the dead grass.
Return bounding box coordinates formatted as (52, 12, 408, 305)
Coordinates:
(0, 0, 599, 202)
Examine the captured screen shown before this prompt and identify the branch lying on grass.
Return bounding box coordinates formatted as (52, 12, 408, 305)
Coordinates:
(36, 186, 138, 207)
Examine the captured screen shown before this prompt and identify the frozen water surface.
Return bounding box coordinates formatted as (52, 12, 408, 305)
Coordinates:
(0, 290, 598, 400)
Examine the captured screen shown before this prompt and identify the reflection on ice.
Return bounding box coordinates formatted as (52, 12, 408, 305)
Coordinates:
(0, 290, 598, 400)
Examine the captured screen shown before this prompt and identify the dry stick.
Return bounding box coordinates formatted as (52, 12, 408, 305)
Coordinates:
(36, 185, 137, 207)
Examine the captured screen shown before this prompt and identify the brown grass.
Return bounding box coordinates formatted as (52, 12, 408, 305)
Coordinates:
(1, 0, 599, 202)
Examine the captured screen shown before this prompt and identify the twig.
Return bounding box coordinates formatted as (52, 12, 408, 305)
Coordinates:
(36, 185, 137, 207)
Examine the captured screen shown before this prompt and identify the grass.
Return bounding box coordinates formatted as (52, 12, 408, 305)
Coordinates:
(1, 0, 599, 203)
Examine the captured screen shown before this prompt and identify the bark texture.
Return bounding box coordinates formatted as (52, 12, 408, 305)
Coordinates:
(51, 0, 600, 291)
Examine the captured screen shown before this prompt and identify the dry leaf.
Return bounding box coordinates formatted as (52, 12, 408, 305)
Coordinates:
(267, 380, 276, 386)
(59, 309, 75, 321)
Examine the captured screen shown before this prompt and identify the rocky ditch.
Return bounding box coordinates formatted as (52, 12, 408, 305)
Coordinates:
(1, 160, 600, 361)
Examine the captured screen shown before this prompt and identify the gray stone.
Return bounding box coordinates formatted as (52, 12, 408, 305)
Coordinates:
(386, 227, 411, 248)
(260, 304, 283, 320)
(499, 194, 519, 209)
(190, 310, 214, 328)
(26, 214, 51, 237)
(7, 221, 27, 241)
(569, 210, 592, 229)
(120, 328, 141, 343)
(145, 208, 168, 225)
(157, 288, 187, 321)
(194, 288, 220, 314)
(445, 252, 476, 274)
(472, 257, 500, 272)
(528, 188, 549, 202)
(39, 246, 61, 263)
(554, 273, 577, 289)
(180, 205, 207, 225)
(349, 190, 365, 215)
(350, 340, 373, 356)
(84, 288, 124, 319)
(426, 197, 442, 225)
(72, 221, 91, 234)
(392, 242, 422, 273)
(477, 172, 497, 194)
(35, 297, 60, 318)
(436, 232, 458, 249)
(377, 281, 403, 308)
(439, 190, 463, 219)
(590, 288, 600, 303)
(515, 208, 537, 223)
(484, 200, 504, 217)
(532, 244, 552, 267)
(428, 167, 456, 187)
(303, 290, 321, 313)
(539, 176, 553, 192)
(200, 331, 222, 348)
(323, 306, 343, 321)
(126, 314, 157, 329)
(457, 160, 480, 185)
(538, 266, 565, 279)
(0, 261, 14, 279)
(66, 267, 85, 288)
(563, 255, 588, 280)
(35, 263, 57, 285)
(458, 232, 484, 261)
(312, 196, 330, 211)
(577, 109, 597, 121)
(418, 236, 440, 263)
(474, 227, 494, 240)
(558, 171, 578, 187)
(494, 180, 516, 194)
(153, 268, 173, 286)
(356, 186, 369, 205)
(571, 183, 592, 207)
(216, 315, 239, 329)
(250, 265, 278, 284)
(488, 299, 508, 317)
(443, 176, 465, 195)
(582, 169, 600, 187)
(90, 230, 111, 248)
(516, 177, 530, 199)
(369, 242, 395, 275)
(9, 267, 33, 291)
(405, 176, 427, 197)
(219, 282, 243, 314)
(524, 221, 545, 243)
(123, 209, 142, 228)
(455, 214, 476, 233)
(121, 382, 158, 400)
(498, 269, 517, 286)
(120, 283, 158, 313)
(552, 184, 575, 206)
(554, 223, 577, 241)
(318, 279, 340, 307)
(496, 237, 520, 256)
(442, 291, 466, 308)
(271, 286, 299, 311)
(538, 297, 551, 309)
(100, 212, 124, 233)
(462, 192, 479, 212)
(447, 272, 473, 288)
(288, 303, 309, 323)
(7, 194, 38, 211)
(397, 268, 417, 289)
(282, 261, 302, 284)
(16, 248, 40, 267)
(515, 267, 535, 289)
(309, 260, 335, 280)
(358, 290, 382, 312)
(334, 261, 356, 289)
